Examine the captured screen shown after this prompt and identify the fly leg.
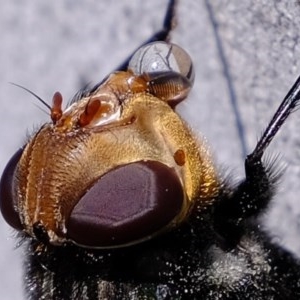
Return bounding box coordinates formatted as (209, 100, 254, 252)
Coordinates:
(213, 75, 300, 249)
(116, 0, 178, 71)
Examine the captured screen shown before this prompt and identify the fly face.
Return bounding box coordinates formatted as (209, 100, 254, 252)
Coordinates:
(1, 42, 219, 249)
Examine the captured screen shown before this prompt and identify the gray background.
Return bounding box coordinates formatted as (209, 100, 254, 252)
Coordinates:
(1, 1, 300, 299)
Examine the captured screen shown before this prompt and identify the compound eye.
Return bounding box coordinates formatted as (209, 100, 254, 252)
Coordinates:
(66, 161, 184, 248)
(128, 41, 195, 85)
(0, 148, 23, 230)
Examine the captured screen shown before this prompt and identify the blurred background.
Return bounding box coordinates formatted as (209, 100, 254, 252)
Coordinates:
(1, 1, 300, 299)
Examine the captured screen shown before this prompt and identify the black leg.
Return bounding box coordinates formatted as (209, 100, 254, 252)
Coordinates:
(86, 0, 178, 96)
(116, 0, 178, 72)
(213, 75, 300, 249)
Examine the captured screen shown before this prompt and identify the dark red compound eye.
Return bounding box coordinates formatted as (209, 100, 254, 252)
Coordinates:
(0, 148, 23, 230)
(66, 161, 184, 248)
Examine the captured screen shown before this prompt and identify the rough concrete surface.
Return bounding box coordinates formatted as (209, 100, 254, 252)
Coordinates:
(0, 1, 300, 299)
